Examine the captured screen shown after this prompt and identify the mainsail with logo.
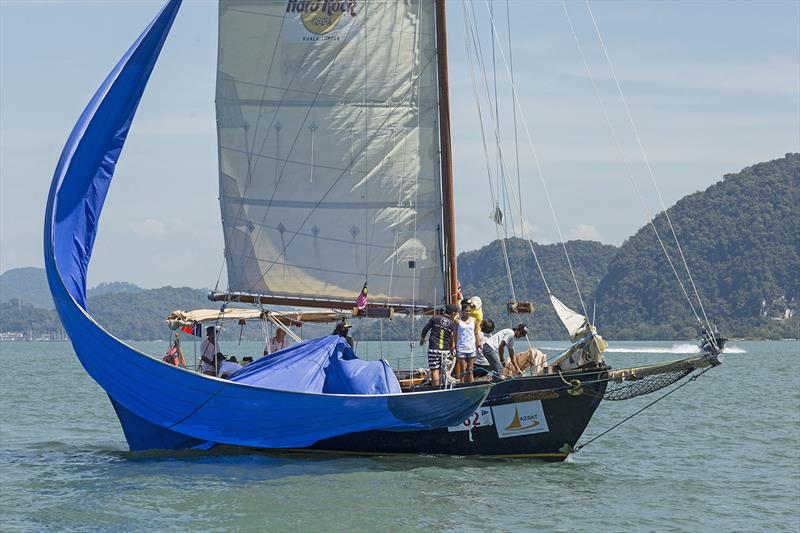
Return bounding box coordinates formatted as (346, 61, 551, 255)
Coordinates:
(216, 0, 448, 309)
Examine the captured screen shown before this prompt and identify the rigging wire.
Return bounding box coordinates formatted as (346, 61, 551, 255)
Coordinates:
(462, 3, 518, 303)
(410, 0, 427, 380)
(504, 0, 532, 310)
(480, 0, 589, 318)
(464, 0, 561, 300)
(559, 1, 702, 326)
(574, 366, 713, 452)
(580, 1, 715, 337)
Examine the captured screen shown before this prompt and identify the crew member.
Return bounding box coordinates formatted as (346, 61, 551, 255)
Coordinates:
(420, 304, 459, 387)
(264, 327, 293, 355)
(473, 319, 495, 378)
(456, 307, 477, 384)
(333, 319, 354, 348)
(482, 323, 528, 379)
(200, 326, 220, 376)
(217, 354, 243, 379)
(463, 296, 483, 351)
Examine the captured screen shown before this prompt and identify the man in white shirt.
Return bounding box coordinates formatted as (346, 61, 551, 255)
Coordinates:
(200, 326, 220, 375)
(263, 327, 293, 356)
(482, 323, 528, 378)
(217, 355, 243, 379)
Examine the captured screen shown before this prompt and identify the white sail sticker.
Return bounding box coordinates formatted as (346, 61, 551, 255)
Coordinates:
(447, 407, 494, 432)
(491, 400, 550, 439)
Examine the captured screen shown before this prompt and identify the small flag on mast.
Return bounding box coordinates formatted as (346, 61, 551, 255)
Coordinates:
(356, 282, 368, 310)
(180, 323, 202, 337)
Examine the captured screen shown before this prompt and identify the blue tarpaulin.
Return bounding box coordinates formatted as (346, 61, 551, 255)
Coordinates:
(231, 336, 401, 395)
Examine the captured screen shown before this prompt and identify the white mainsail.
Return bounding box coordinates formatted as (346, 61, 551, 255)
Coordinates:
(216, 0, 446, 308)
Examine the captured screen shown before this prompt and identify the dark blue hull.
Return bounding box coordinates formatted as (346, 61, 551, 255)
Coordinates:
(307, 372, 607, 460)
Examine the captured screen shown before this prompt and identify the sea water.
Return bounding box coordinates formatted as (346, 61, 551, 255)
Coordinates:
(0, 340, 798, 532)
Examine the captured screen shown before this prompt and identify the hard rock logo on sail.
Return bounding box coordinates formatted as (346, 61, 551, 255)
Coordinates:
(286, 1, 358, 36)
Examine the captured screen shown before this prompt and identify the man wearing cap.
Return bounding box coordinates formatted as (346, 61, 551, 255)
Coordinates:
(200, 326, 221, 376)
(420, 304, 460, 387)
(333, 319, 354, 348)
(481, 323, 528, 378)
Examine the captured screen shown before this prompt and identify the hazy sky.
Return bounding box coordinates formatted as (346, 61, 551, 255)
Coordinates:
(1, 0, 798, 289)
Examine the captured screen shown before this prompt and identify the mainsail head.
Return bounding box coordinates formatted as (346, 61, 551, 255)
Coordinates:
(216, 0, 446, 309)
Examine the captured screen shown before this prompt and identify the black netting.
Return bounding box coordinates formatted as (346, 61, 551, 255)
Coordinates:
(599, 367, 694, 401)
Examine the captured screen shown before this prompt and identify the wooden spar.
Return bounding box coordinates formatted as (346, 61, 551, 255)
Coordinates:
(208, 292, 433, 314)
(435, 0, 459, 305)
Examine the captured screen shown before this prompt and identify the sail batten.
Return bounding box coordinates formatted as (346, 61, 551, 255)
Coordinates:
(217, 0, 445, 308)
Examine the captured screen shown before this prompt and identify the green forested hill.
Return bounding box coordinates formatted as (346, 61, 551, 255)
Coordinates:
(0, 267, 55, 309)
(2, 156, 796, 342)
(594, 153, 799, 339)
(354, 239, 618, 341)
(87, 287, 211, 340)
(457, 239, 618, 339)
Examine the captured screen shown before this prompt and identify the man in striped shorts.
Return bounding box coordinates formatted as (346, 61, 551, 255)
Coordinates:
(419, 304, 460, 387)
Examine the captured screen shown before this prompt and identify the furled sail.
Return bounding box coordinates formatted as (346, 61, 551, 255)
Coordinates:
(550, 294, 589, 339)
(216, 0, 445, 309)
(549, 294, 608, 370)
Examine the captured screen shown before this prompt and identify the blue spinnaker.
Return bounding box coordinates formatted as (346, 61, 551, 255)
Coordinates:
(43, 0, 489, 451)
(231, 336, 402, 395)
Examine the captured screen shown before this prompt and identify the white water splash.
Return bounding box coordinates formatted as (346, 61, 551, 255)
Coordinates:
(538, 343, 748, 354)
(604, 343, 700, 354)
(605, 343, 747, 354)
(722, 345, 747, 354)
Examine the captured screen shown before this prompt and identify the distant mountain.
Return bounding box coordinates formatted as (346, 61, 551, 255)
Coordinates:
(0, 267, 53, 309)
(87, 286, 212, 340)
(0, 267, 146, 309)
(88, 281, 144, 297)
(594, 153, 799, 339)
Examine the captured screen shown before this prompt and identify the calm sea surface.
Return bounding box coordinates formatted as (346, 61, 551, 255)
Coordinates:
(1, 339, 798, 532)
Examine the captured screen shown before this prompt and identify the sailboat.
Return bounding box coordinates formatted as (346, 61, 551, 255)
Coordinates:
(45, 0, 723, 460)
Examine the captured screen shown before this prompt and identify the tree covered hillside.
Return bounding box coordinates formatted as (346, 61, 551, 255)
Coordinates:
(458, 238, 618, 339)
(594, 153, 799, 339)
(350, 239, 617, 341)
(87, 287, 211, 340)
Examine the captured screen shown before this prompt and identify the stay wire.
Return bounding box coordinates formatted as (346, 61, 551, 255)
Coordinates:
(574, 366, 713, 452)
(481, 0, 588, 317)
(464, 2, 551, 296)
(583, 1, 715, 339)
(462, 3, 518, 303)
(560, 1, 704, 330)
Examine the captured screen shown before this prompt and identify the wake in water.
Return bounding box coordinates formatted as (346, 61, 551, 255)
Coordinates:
(538, 343, 747, 354)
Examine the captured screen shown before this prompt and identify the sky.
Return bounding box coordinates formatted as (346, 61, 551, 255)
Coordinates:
(1, 0, 798, 289)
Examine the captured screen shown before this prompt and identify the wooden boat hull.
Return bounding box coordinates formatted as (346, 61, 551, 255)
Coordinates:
(307, 372, 607, 461)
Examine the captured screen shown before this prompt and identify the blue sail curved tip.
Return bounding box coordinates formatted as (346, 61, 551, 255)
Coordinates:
(46, 0, 182, 309)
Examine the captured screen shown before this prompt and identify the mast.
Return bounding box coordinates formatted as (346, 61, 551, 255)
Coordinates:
(435, 0, 459, 305)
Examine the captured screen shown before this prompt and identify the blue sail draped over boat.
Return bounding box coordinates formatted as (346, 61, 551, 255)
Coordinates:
(43, 0, 489, 452)
(230, 336, 402, 395)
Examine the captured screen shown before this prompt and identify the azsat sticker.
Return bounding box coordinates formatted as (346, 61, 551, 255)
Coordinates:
(491, 400, 550, 438)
